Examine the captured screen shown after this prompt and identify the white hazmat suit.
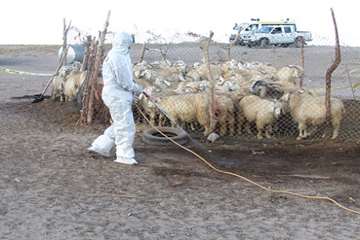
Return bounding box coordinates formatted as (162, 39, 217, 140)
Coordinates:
(88, 32, 144, 165)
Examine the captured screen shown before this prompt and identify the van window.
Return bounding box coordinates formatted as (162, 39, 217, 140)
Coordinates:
(284, 27, 292, 33)
(271, 27, 282, 34)
(250, 24, 258, 31)
(258, 26, 273, 33)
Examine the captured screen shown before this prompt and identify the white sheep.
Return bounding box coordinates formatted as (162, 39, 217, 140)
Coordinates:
(62, 70, 86, 101)
(281, 91, 345, 140)
(214, 95, 236, 136)
(173, 80, 209, 94)
(157, 93, 211, 136)
(51, 75, 66, 101)
(275, 65, 304, 86)
(239, 95, 283, 139)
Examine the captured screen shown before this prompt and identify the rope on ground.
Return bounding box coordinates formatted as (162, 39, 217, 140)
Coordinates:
(0, 66, 52, 77)
(136, 105, 360, 216)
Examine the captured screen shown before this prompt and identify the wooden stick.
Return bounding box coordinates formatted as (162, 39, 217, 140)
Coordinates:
(79, 38, 97, 125)
(62, 19, 72, 66)
(40, 19, 71, 98)
(201, 31, 216, 134)
(139, 43, 147, 63)
(87, 10, 111, 124)
(299, 38, 305, 88)
(80, 35, 92, 72)
(325, 8, 341, 122)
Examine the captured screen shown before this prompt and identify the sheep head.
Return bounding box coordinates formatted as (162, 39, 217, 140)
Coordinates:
(274, 101, 286, 118)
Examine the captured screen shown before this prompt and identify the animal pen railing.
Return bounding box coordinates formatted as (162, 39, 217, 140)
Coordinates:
(127, 32, 360, 144)
(51, 11, 360, 145)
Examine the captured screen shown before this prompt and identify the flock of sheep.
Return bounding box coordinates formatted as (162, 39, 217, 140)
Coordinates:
(133, 59, 345, 140)
(51, 58, 345, 141)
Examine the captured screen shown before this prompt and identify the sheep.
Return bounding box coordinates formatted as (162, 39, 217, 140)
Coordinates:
(239, 95, 283, 139)
(157, 93, 212, 136)
(214, 95, 236, 136)
(280, 91, 345, 140)
(137, 91, 158, 125)
(173, 80, 209, 94)
(193, 64, 222, 81)
(62, 70, 86, 101)
(276, 65, 304, 84)
(51, 75, 66, 101)
(51, 63, 86, 102)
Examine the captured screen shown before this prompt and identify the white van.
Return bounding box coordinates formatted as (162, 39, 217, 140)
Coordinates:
(229, 18, 310, 47)
(248, 24, 312, 48)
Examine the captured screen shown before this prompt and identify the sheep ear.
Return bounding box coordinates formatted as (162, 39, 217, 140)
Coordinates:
(274, 107, 281, 117)
(281, 93, 290, 101)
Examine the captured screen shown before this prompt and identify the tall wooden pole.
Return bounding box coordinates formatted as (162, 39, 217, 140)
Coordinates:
(325, 8, 341, 122)
(201, 31, 216, 134)
(299, 38, 305, 88)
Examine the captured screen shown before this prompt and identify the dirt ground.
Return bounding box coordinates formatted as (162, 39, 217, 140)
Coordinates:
(1, 45, 360, 240)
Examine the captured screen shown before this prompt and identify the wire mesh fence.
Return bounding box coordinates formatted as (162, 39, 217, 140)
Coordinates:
(130, 41, 360, 144)
(49, 35, 360, 144)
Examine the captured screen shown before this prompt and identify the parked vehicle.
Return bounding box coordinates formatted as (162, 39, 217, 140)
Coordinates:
(229, 19, 312, 48)
(248, 24, 312, 48)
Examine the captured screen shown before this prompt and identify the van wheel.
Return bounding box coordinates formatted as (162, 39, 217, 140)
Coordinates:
(295, 37, 305, 48)
(259, 38, 269, 48)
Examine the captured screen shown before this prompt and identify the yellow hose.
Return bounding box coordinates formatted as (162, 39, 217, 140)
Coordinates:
(136, 105, 360, 216)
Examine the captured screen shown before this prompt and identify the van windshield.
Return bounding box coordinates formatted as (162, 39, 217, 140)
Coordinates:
(257, 26, 273, 33)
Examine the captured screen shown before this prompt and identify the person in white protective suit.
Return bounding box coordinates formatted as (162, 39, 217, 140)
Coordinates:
(88, 32, 148, 165)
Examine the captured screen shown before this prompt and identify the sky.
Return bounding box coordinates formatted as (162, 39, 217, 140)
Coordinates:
(1, 0, 359, 46)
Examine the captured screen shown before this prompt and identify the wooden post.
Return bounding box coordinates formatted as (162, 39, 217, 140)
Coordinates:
(299, 38, 305, 88)
(139, 43, 147, 63)
(87, 10, 111, 124)
(62, 19, 71, 66)
(200, 31, 216, 134)
(325, 8, 341, 122)
(226, 29, 241, 61)
(80, 35, 92, 72)
(225, 45, 231, 61)
(79, 38, 97, 125)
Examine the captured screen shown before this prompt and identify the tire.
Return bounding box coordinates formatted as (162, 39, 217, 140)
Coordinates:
(259, 38, 269, 48)
(142, 127, 189, 146)
(295, 37, 305, 48)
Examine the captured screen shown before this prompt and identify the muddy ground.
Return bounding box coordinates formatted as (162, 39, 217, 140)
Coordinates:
(0, 45, 360, 239)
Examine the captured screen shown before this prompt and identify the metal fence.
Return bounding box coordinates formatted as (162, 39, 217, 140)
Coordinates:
(129, 42, 360, 144)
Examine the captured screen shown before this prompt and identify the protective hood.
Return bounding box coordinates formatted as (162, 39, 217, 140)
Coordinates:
(112, 32, 134, 54)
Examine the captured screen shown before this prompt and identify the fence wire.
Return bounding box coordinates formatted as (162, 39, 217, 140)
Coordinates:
(130, 41, 360, 144)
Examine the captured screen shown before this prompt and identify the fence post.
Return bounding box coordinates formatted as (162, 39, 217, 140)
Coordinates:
(86, 10, 111, 124)
(80, 36, 92, 72)
(139, 43, 147, 63)
(325, 8, 341, 123)
(299, 38, 305, 88)
(200, 31, 216, 134)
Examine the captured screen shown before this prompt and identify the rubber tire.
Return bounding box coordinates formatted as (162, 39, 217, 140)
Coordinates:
(295, 37, 305, 48)
(142, 127, 189, 146)
(259, 38, 269, 48)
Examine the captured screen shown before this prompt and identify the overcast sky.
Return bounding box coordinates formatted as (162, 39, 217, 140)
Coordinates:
(1, 0, 359, 46)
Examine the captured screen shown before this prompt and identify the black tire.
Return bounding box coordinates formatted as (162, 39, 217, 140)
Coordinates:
(259, 38, 269, 48)
(142, 127, 189, 146)
(295, 37, 305, 48)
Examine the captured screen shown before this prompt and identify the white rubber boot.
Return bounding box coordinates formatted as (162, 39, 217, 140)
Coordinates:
(88, 135, 114, 157)
(114, 158, 138, 165)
